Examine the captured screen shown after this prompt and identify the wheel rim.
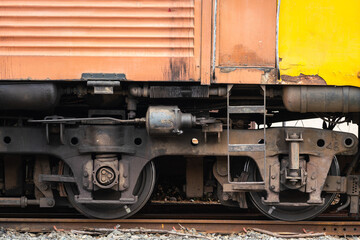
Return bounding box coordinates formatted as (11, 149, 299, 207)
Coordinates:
(64, 161, 155, 219)
(249, 157, 339, 221)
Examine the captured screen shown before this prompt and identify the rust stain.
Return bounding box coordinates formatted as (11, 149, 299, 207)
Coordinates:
(221, 44, 264, 67)
(280, 74, 327, 85)
(220, 67, 237, 73)
(261, 69, 278, 84)
(165, 58, 188, 81)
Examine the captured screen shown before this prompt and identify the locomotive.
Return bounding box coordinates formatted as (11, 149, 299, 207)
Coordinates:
(0, 0, 359, 221)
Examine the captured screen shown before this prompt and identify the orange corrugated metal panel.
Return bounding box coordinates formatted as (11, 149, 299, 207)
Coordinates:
(0, 0, 200, 81)
(214, 0, 276, 84)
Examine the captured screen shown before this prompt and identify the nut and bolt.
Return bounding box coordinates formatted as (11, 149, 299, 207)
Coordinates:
(270, 185, 275, 190)
(83, 172, 88, 177)
(222, 193, 229, 201)
(271, 175, 276, 179)
(47, 199, 55, 206)
(41, 184, 49, 191)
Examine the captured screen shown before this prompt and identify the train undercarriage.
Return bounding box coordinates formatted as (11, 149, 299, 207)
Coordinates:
(0, 82, 359, 221)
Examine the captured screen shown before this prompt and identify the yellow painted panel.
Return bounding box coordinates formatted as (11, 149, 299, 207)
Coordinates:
(279, 0, 360, 87)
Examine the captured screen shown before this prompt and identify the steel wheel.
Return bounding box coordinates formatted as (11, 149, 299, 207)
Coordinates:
(248, 157, 339, 221)
(64, 161, 155, 219)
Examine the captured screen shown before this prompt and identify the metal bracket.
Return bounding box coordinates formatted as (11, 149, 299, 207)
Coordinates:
(202, 122, 223, 143)
(39, 197, 55, 208)
(44, 116, 65, 145)
(82, 73, 125, 94)
(348, 175, 360, 214)
(75, 196, 137, 205)
(39, 174, 76, 183)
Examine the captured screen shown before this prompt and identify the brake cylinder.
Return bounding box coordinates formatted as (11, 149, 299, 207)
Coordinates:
(146, 106, 196, 135)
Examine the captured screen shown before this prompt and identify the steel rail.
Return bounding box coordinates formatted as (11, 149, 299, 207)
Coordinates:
(0, 218, 360, 236)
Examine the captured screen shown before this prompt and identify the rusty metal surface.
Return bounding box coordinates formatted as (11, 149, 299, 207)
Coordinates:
(1, 218, 360, 235)
(214, 0, 276, 84)
(280, 74, 326, 85)
(185, 158, 203, 198)
(217, 0, 276, 67)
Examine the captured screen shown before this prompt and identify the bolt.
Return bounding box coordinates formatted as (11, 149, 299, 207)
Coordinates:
(41, 184, 49, 191)
(271, 175, 276, 179)
(270, 185, 275, 190)
(311, 175, 316, 180)
(123, 182, 128, 188)
(47, 199, 55, 206)
(124, 205, 131, 214)
(102, 170, 106, 174)
(311, 187, 316, 191)
(222, 193, 229, 201)
(83, 182, 88, 187)
(83, 172, 88, 177)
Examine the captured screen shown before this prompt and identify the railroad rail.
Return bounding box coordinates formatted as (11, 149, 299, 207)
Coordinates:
(1, 218, 360, 236)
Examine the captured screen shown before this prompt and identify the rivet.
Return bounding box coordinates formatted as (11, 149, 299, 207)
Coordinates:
(270, 185, 275, 190)
(311, 175, 316, 180)
(311, 187, 316, 191)
(271, 175, 276, 179)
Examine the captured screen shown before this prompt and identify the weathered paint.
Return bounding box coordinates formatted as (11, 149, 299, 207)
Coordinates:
(279, 0, 360, 87)
(213, 0, 276, 84)
(200, 0, 212, 85)
(0, 0, 201, 81)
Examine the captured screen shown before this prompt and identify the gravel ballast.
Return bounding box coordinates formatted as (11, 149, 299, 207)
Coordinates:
(0, 228, 355, 240)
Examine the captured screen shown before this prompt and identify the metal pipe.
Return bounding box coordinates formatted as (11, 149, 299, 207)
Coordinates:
(336, 196, 350, 212)
(276, 0, 281, 70)
(0, 197, 39, 208)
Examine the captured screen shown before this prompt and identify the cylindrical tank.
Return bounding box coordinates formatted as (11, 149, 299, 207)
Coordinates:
(146, 106, 196, 135)
(283, 86, 360, 113)
(0, 83, 59, 111)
